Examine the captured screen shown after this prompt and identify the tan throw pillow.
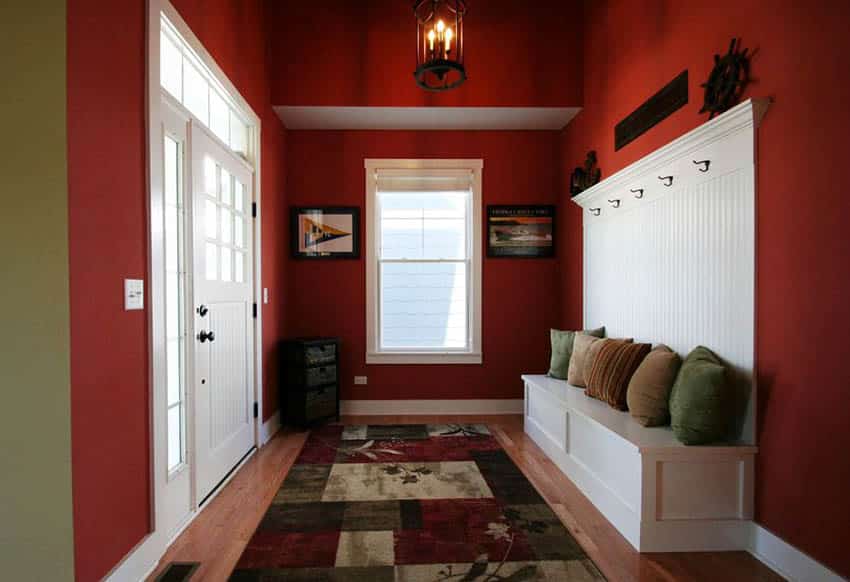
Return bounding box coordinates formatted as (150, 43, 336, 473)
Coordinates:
(586, 341, 652, 409)
(566, 333, 602, 387)
(627, 345, 683, 426)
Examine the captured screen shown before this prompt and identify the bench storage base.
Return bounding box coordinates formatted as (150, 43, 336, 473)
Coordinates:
(523, 374, 756, 552)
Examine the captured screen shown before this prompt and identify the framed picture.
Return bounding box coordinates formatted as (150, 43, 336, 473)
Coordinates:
(487, 205, 556, 258)
(291, 206, 360, 259)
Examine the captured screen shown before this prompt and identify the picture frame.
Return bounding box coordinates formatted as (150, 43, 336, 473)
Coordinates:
(486, 205, 556, 258)
(290, 206, 360, 259)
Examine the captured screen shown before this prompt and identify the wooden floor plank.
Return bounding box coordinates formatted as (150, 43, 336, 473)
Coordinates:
(147, 415, 783, 582)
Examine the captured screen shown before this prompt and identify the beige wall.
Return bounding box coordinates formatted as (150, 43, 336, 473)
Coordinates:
(0, 1, 75, 579)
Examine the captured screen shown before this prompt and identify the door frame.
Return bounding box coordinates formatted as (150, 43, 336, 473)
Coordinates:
(105, 1, 265, 579)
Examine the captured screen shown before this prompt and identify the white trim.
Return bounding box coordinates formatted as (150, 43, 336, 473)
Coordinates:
(365, 352, 482, 365)
(102, 449, 256, 582)
(572, 98, 770, 209)
(748, 524, 845, 582)
(275, 106, 581, 130)
(133, 0, 267, 580)
(341, 399, 523, 415)
(364, 158, 483, 366)
(260, 411, 282, 445)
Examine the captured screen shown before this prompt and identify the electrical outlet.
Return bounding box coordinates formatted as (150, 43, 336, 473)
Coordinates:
(354, 376, 368, 385)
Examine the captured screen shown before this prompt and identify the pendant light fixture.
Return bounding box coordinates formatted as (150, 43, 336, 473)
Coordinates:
(413, 0, 467, 91)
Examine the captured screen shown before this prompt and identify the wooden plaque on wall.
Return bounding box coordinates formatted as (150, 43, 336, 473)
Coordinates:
(615, 70, 689, 151)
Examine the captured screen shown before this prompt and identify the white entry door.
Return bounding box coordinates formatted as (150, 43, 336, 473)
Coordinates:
(190, 121, 256, 503)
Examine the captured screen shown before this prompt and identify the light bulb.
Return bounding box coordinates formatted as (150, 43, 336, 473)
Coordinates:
(445, 27, 453, 52)
(428, 29, 435, 51)
(436, 20, 445, 33)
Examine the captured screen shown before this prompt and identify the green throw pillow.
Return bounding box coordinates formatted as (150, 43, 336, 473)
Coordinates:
(669, 346, 731, 445)
(548, 327, 605, 379)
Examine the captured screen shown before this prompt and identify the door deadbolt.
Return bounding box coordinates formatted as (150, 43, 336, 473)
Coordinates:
(197, 304, 209, 317)
(197, 330, 215, 343)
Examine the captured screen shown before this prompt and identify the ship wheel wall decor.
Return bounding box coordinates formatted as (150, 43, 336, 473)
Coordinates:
(700, 38, 751, 119)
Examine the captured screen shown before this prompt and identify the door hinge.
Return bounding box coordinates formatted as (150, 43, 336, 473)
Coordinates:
(252, 302, 258, 318)
(253, 402, 259, 419)
(251, 202, 257, 218)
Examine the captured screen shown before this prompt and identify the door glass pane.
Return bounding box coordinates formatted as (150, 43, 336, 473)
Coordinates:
(204, 157, 217, 196)
(205, 200, 217, 239)
(234, 217, 244, 248)
(165, 211, 178, 271)
(221, 208, 232, 243)
(380, 261, 468, 349)
(220, 168, 232, 205)
(160, 32, 182, 100)
(167, 405, 182, 471)
(164, 136, 179, 206)
(221, 247, 232, 282)
(167, 339, 181, 406)
(166, 272, 179, 338)
(235, 251, 244, 283)
(230, 110, 248, 155)
(183, 60, 209, 124)
(234, 181, 244, 212)
(209, 89, 230, 144)
(206, 242, 218, 280)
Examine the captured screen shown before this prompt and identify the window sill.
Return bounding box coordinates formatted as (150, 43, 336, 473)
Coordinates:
(366, 352, 483, 365)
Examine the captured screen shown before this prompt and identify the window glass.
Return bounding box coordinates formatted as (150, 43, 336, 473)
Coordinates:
(377, 188, 471, 351)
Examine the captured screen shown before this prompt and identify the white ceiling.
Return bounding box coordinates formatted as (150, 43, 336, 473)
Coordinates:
(274, 106, 581, 131)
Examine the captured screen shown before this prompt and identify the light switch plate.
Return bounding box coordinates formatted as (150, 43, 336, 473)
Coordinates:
(263, 287, 269, 304)
(354, 376, 368, 385)
(125, 279, 144, 311)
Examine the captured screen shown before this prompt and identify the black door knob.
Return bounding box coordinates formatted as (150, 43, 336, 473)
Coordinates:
(197, 304, 209, 317)
(197, 330, 215, 343)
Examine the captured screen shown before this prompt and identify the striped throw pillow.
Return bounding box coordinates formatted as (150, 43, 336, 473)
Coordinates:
(586, 341, 652, 410)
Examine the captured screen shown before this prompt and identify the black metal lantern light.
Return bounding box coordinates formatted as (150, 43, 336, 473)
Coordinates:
(413, 0, 467, 91)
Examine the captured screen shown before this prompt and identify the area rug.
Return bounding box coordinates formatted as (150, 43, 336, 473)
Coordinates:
(230, 424, 605, 581)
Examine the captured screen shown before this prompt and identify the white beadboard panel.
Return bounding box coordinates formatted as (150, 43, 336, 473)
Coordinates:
(577, 100, 764, 445)
(209, 301, 250, 448)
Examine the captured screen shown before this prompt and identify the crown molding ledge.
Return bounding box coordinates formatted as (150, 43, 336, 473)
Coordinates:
(274, 106, 581, 131)
(572, 98, 770, 208)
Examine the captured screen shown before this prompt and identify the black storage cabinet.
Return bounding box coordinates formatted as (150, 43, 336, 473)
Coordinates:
(281, 338, 340, 427)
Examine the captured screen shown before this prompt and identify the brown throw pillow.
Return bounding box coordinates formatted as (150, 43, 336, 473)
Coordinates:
(586, 341, 652, 409)
(627, 345, 682, 426)
(583, 338, 633, 386)
(567, 333, 603, 387)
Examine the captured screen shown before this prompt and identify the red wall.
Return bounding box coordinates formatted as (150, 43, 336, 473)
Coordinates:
(267, 0, 584, 107)
(557, 1, 850, 577)
(285, 131, 561, 400)
(67, 1, 287, 580)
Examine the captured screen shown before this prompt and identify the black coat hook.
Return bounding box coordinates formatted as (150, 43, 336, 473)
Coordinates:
(658, 175, 674, 187)
(630, 188, 644, 199)
(693, 159, 711, 172)
(589, 208, 601, 216)
(608, 199, 621, 208)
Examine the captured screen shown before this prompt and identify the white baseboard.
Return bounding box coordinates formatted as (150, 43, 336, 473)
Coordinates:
(341, 399, 524, 415)
(261, 410, 281, 445)
(748, 523, 844, 582)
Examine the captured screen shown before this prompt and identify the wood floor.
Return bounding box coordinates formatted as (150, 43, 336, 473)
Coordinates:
(148, 415, 783, 582)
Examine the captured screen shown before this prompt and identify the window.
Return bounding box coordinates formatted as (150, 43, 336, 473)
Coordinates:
(366, 159, 483, 364)
(160, 15, 250, 157)
(164, 132, 186, 474)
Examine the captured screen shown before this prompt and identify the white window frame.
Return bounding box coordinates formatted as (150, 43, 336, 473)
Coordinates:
(365, 159, 483, 365)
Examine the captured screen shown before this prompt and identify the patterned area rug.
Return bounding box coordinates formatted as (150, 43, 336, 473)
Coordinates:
(230, 424, 605, 581)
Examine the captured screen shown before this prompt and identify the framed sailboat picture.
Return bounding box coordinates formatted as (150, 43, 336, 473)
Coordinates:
(486, 205, 556, 258)
(291, 206, 360, 259)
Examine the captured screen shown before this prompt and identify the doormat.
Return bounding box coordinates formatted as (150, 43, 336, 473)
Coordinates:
(230, 424, 605, 581)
